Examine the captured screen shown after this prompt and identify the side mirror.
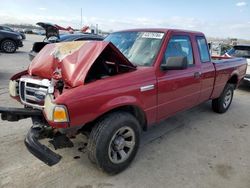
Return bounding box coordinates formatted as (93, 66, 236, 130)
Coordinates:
(161, 56, 188, 70)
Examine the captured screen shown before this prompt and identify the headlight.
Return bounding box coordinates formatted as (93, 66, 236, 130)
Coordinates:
(17, 35, 22, 40)
(44, 95, 69, 123)
(9, 80, 18, 97)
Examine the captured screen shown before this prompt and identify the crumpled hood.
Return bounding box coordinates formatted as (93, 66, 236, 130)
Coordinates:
(28, 41, 135, 87)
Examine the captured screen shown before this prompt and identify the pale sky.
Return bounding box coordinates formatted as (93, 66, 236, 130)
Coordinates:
(0, 0, 250, 39)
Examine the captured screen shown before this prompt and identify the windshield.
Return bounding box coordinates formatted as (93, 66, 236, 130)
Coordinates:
(104, 31, 164, 66)
(227, 46, 250, 58)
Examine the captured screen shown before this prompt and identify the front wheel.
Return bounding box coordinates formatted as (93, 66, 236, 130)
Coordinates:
(1, 39, 17, 53)
(212, 83, 234, 113)
(87, 112, 141, 174)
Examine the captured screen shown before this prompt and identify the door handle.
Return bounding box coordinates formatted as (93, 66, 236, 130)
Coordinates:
(140, 84, 155, 92)
(194, 72, 201, 78)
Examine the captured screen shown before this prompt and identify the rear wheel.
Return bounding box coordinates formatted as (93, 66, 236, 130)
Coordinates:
(87, 111, 141, 174)
(212, 83, 234, 113)
(1, 39, 17, 53)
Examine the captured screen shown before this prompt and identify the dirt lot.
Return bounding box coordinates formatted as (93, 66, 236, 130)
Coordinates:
(0, 34, 250, 188)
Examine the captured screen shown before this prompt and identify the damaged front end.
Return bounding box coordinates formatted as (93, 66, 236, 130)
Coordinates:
(4, 68, 72, 165)
(8, 40, 135, 122)
(3, 79, 69, 165)
(8, 74, 70, 125)
(1, 40, 136, 166)
(5, 73, 73, 166)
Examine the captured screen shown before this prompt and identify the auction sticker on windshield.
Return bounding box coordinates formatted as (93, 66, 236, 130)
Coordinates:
(141, 32, 164, 39)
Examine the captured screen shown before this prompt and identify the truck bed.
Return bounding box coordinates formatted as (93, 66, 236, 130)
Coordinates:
(211, 57, 247, 99)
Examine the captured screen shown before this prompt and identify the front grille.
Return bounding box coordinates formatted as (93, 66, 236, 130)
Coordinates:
(19, 77, 51, 109)
(20, 81, 25, 100)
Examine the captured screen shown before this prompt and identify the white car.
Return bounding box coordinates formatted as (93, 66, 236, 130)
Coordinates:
(225, 45, 250, 83)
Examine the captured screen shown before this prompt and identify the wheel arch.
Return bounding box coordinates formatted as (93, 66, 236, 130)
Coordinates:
(82, 104, 148, 133)
(227, 74, 238, 89)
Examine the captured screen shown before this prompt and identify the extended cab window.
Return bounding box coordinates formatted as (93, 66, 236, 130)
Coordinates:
(196, 36, 210, 62)
(164, 35, 194, 65)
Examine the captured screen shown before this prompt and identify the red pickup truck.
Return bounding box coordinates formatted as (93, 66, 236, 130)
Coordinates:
(0, 29, 247, 174)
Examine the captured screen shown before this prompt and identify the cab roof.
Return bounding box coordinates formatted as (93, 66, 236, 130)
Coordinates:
(114, 28, 204, 36)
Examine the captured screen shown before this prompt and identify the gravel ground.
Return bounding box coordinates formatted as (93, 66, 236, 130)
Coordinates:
(0, 34, 250, 188)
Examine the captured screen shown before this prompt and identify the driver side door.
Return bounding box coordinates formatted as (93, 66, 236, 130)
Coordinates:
(157, 34, 201, 121)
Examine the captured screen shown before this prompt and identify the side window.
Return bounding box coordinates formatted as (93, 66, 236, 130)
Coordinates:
(164, 35, 194, 65)
(196, 36, 210, 63)
(3, 27, 12, 32)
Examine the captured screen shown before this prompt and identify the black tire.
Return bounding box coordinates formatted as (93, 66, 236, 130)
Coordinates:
(1, 39, 17, 53)
(87, 111, 141, 174)
(212, 83, 234, 113)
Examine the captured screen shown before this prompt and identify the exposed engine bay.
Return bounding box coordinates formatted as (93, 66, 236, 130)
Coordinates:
(28, 41, 136, 88)
(85, 51, 135, 83)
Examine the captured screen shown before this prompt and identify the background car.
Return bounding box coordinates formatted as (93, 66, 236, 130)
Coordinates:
(0, 25, 26, 40)
(32, 29, 46, 35)
(0, 28, 23, 53)
(23, 29, 33, 34)
(57, 33, 104, 42)
(225, 45, 250, 84)
(29, 22, 104, 61)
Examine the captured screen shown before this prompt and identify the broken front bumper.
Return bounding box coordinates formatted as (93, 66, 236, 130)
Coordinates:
(0, 107, 62, 166)
(0, 107, 42, 121)
(0, 106, 77, 166)
(24, 126, 62, 166)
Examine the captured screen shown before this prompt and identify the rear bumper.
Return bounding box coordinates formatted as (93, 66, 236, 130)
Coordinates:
(24, 126, 62, 166)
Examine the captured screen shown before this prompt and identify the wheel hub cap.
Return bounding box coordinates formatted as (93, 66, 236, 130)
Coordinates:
(3, 41, 15, 52)
(108, 126, 136, 164)
(113, 136, 125, 151)
(223, 90, 232, 108)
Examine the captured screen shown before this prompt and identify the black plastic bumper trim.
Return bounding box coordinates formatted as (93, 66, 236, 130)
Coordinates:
(0, 107, 42, 116)
(24, 127, 62, 166)
(0, 107, 42, 121)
